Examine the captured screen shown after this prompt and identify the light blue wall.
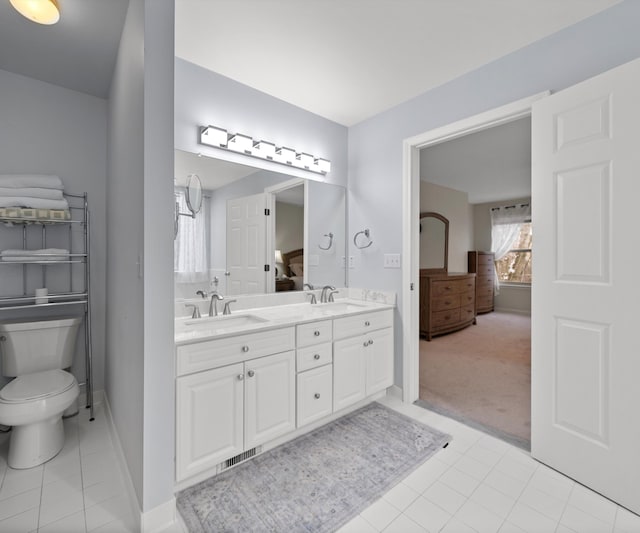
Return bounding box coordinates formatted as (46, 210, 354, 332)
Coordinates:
(348, 0, 640, 385)
(175, 59, 348, 189)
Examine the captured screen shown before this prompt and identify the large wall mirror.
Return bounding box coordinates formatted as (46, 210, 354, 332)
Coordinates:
(419, 211, 449, 273)
(174, 149, 347, 298)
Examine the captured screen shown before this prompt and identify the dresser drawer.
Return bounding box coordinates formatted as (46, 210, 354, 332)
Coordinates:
(433, 294, 460, 312)
(333, 309, 393, 340)
(458, 277, 475, 294)
(477, 285, 494, 298)
(297, 320, 333, 347)
(432, 308, 460, 328)
(478, 254, 494, 266)
(176, 327, 295, 376)
(297, 364, 333, 427)
(297, 342, 332, 372)
(476, 274, 494, 287)
(477, 295, 494, 309)
(460, 303, 475, 322)
(431, 279, 460, 297)
(459, 291, 475, 307)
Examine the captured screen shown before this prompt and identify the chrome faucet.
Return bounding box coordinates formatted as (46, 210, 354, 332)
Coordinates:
(209, 292, 224, 316)
(328, 290, 339, 302)
(306, 292, 317, 304)
(320, 285, 336, 303)
(303, 283, 314, 290)
(223, 299, 236, 315)
(185, 303, 201, 319)
(196, 290, 207, 299)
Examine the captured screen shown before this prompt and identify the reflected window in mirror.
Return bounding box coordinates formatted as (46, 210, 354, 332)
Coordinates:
(174, 188, 210, 283)
(419, 212, 449, 273)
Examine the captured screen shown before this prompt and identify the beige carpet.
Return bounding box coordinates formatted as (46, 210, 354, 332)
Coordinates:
(418, 311, 531, 449)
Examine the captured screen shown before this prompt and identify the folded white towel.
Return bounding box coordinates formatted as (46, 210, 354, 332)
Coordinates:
(0, 187, 64, 200)
(0, 175, 63, 190)
(1, 248, 70, 262)
(0, 197, 69, 210)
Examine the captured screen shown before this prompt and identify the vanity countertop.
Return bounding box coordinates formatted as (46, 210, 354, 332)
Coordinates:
(175, 298, 394, 345)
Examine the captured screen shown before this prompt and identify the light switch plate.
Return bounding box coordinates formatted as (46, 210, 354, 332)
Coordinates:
(384, 253, 401, 268)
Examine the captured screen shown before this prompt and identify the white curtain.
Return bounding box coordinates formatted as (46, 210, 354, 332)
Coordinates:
(174, 190, 209, 283)
(490, 203, 531, 292)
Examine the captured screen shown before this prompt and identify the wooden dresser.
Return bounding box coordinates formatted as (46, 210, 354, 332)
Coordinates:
(468, 251, 495, 314)
(420, 272, 476, 341)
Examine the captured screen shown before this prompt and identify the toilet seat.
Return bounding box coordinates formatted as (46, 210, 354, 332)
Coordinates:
(0, 369, 75, 403)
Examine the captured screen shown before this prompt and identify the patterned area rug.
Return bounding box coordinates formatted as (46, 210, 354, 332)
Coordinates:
(177, 402, 451, 532)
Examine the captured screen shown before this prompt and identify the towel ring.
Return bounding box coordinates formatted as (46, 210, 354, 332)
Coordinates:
(318, 232, 334, 251)
(354, 229, 373, 249)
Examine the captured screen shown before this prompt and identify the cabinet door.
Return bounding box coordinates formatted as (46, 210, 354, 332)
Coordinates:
(365, 327, 394, 395)
(333, 335, 367, 411)
(176, 363, 244, 482)
(297, 364, 333, 427)
(244, 350, 296, 449)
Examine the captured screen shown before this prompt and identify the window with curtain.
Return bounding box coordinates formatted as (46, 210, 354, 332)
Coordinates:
(490, 203, 531, 289)
(174, 189, 210, 283)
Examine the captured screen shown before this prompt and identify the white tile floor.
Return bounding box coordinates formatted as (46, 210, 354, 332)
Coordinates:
(0, 400, 137, 533)
(1, 395, 639, 533)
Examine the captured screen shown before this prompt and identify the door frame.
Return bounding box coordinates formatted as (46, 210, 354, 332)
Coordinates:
(400, 91, 549, 404)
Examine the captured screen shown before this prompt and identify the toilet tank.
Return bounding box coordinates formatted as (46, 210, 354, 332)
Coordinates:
(0, 317, 81, 377)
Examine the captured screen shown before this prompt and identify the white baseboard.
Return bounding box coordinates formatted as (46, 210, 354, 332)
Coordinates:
(103, 393, 143, 532)
(494, 306, 531, 316)
(388, 385, 403, 400)
(141, 497, 177, 533)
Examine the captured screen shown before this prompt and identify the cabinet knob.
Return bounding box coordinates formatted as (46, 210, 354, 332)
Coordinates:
(237, 374, 244, 381)
(242, 345, 249, 352)
(363, 341, 369, 347)
(364, 321, 370, 327)
(313, 354, 320, 360)
(314, 393, 321, 399)
(247, 370, 255, 378)
(314, 330, 320, 336)
(369, 339, 374, 346)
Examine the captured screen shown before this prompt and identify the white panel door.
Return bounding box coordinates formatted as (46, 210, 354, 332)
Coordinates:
(333, 335, 367, 411)
(244, 350, 296, 449)
(175, 363, 244, 482)
(365, 327, 394, 396)
(226, 193, 266, 295)
(532, 57, 640, 513)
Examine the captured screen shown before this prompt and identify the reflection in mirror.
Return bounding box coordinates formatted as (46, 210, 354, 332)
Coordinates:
(185, 174, 203, 214)
(419, 211, 449, 273)
(174, 149, 346, 298)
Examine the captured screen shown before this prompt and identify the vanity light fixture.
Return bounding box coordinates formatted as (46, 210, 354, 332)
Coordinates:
(10, 0, 60, 24)
(199, 125, 331, 174)
(228, 133, 253, 154)
(200, 126, 228, 148)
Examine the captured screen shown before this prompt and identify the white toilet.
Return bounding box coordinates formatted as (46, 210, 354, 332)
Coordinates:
(0, 317, 81, 469)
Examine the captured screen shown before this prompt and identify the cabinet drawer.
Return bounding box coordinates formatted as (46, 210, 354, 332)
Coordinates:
(176, 327, 295, 376)
(297, 364, 333, 427)
(297, 320, 333, 347)
(431, 279, 460, 297)
(333, 309, 393, 340)
(476, 274, 494, 287)
(459, 291, 474, 307)
(477, 295, 494, 309)
(477, 285, 494, 298)
(478, 254, 494, 265)
(432, 308, 460, 328)
(433, 294, 460, 312)
(458, 277, 475, 294)
(460, 303, 475, 322)
(296, 342, 332, 372)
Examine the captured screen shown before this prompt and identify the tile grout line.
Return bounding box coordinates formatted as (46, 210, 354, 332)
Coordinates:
(35, 461, 45, 532)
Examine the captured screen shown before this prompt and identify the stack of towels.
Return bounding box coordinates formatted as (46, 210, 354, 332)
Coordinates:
(0, 174, 69, 210)
(0, 248, 70, 262)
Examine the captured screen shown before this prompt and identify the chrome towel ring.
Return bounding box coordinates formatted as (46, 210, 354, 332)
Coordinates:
(318, 232, 334, 250)
(354, 229, 373, 249)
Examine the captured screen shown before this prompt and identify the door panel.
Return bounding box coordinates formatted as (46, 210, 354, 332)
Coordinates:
(532, 57, 640, 513)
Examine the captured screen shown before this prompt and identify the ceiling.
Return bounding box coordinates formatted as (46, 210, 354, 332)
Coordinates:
(175, 0, 620, 126)
(0, 1, 620, 123)
(421, 117, 531, 204)
(0, 0, 128, 98)
(175, 149, 258, 190)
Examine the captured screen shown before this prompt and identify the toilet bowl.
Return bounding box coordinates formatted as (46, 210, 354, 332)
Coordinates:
(0, 317, 81, 469)
(0, 369, 79, 469)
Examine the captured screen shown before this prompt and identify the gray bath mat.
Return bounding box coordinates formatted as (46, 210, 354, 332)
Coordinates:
(177, 401, 451, 532)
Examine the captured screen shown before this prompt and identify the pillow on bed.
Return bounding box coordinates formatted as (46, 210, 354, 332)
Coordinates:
(290, 263, 303, 276)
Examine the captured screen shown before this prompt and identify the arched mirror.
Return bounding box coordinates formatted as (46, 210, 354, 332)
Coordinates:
(419, 211, 449, 273)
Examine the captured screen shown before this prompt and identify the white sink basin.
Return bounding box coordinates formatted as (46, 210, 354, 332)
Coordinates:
(184, 314, 268, 330)
(311, 301, 369, 314)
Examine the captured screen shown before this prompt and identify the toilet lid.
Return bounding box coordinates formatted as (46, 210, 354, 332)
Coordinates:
(0, 370, 76, 402)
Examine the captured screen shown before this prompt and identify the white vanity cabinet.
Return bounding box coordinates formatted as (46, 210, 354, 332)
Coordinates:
(333, 310, 394, 412)
(176, 327, 296, 483)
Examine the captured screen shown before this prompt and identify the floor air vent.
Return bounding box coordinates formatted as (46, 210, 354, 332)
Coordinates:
(220, 446, 261, 472)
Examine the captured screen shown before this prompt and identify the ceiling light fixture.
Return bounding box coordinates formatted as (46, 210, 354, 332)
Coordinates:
(10, 0, 60, 25)
(199, 125, 331, 174)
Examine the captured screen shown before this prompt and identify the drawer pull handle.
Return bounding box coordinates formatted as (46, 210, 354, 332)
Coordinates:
(363, 341, 369, 347)
(369, 339, 374, 345)
(242, 345, 249, 352)
(247, 370, 255, 378)
(364, 321, 370, 327)
(444, 301, 451, 305)
(313, 354, 320, 360)
(314, 393, 321, 399)
(314, 330, 320, 336)
(237, 374, 244, 381)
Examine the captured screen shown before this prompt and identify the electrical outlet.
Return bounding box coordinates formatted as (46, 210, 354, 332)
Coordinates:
(384, 253, 401, 268)
(341, 256, 346, 267)
(349, 256, 355, 269)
